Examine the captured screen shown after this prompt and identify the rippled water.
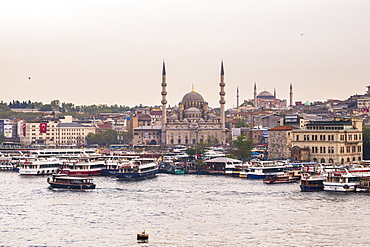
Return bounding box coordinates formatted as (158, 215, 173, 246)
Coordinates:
(1, 172, 370, 246)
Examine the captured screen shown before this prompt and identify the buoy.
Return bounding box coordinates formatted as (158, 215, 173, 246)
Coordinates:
(137, 230, 149, 241)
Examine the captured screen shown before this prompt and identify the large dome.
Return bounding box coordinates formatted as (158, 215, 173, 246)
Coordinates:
(181, 91, 205, 103)
(257, 90, 275, 99)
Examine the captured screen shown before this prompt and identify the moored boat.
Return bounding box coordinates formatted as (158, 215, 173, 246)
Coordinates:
(47, 174, 96, 190)
(356, 177, 370, 192)
(263, 172, 299, 184)
(323, 169, 360, 192)
(18, 158, 62, 175)
(300, 173, 326, 192)
(116, 158, 158, 180)
(60, 158, 105, 176)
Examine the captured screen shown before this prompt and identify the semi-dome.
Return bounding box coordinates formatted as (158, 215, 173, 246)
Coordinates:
(184, 107, 201, 114)
(257, 90, 275, 99)
(181, 91, 205, 103)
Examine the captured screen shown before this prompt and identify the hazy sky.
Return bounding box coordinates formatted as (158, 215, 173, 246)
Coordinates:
(1, 1, 370, 109)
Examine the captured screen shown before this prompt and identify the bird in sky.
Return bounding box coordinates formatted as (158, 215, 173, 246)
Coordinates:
(28, 77, 31, 80)
(300, 33, 305, 36)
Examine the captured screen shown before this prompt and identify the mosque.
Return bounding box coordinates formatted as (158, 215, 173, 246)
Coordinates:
(161, 62, 227, 146)
(242, 83, 293, 109)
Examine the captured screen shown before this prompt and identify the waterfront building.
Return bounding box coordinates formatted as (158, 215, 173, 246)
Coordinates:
(160, 61, 227, 146)
(19, 115, 95, 146)
(291, 118, 363, 163)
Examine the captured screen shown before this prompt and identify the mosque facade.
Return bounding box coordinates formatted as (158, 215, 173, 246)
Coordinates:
(161, 62, 226, 146)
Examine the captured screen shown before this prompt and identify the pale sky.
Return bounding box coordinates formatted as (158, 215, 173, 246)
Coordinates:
(1, 1, 370, 109)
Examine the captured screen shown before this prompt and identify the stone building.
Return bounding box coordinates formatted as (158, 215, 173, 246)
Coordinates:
(267, 125, 295, 160)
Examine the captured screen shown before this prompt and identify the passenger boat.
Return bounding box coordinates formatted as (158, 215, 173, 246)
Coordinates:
(60, 158, 105, 176)
(323, 169, 361, 192)
(300, 173, 326, 192)
(240, 161, 286, 179)
(18, 158, 62, 175)
(116, 158, 158, 180)
(356, 177, 370, 192)
(100, 156, 133, 176)
(263, 172, 299, 184)
(47, 174, 96, 190)
(0, 155, 14, 171)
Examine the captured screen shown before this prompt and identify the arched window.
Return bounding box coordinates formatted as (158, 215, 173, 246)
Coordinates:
(347, 158, 350, 162)
(329, 158, 334, 163)
(320, 158, 325, 163)
(341, 158, 344, 164)
(313, 158, 318, 162)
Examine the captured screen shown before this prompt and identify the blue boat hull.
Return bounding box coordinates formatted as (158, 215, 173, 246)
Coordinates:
(116, 170, 158, 180)
(247, 174, 267, 179)
(101, 169, 119, 176)
(300, 185, 324, 192)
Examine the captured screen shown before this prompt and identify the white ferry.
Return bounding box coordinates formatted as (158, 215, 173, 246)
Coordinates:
(323, 169, 361, 192)
(18, 158, 62, 175)
(239, 160, 286, 179)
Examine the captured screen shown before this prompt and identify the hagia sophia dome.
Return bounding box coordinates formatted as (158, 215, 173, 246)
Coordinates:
(257, 90, 275, 99)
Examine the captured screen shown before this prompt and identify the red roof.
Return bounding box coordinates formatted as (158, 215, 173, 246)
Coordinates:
(268, 125, 296, 131)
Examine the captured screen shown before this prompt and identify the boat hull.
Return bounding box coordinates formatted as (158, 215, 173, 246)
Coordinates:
(300, 185, 324, 192)
(48, 182, 96, 190)
(60, 169, 102, 176)
(323, 182, 357, 192)
(116, 170, 158, 180)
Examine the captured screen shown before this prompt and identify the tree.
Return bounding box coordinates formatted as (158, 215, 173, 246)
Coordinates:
(363, 126, 370, 159)
(231, 133, 253, 160)
(235, 118, 248, 128)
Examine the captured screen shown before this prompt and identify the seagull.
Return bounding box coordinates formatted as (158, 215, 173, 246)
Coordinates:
(300, 33, 305, 36)
(28, 77, 31, 80)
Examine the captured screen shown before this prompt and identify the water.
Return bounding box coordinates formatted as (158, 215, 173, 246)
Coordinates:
(1, 172, 370, 246)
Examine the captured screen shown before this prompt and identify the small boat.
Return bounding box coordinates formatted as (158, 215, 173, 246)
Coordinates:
(116, 158, 158, 180)
(137, 230, 149, 242)
(263, 172, 299, 184)
(47, 174, 96, 190)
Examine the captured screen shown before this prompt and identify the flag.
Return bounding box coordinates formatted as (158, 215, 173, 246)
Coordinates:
(40, 123, 47, 133)
(22, 123, 26, 137)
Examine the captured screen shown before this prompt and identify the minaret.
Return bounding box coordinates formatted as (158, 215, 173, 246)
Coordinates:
(253, 83, 257, 108)
(161, 61, 167, 145)
(274, 87, 276, 98)
(219, 61, 226, 144)
(236, 87, 239, 111)
(289, 83, 293, 108)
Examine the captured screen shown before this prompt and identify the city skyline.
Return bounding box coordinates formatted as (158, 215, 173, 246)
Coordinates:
(1, 1, 370, 108)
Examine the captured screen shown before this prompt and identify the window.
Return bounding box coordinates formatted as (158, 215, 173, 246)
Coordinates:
(346, 146, 350, 153)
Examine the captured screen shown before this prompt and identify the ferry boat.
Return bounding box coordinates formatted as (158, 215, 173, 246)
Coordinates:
(60, 158, 105, 176)
(224, 159, 244, 176)
(100, 156, 134, 176)
(47, 174, 96, 190)
(240, 161, 286, 179)
(18, 158, 62, 175)
(116, 158, 158, 180)
(0, 154, 14, 171)
(323, 169, 361, 192)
